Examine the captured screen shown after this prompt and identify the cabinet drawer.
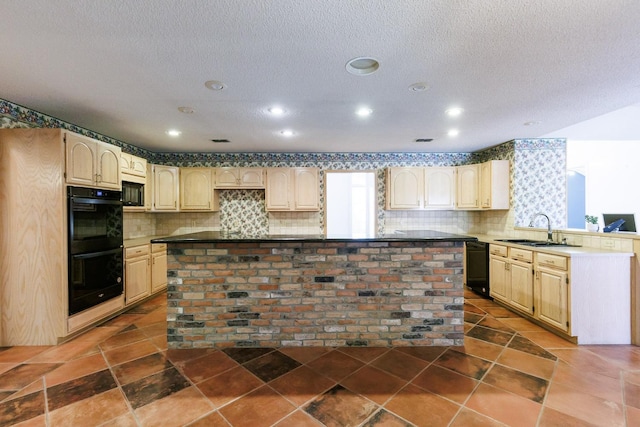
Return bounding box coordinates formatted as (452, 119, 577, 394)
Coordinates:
(509, 247, 533, 263)
(152, 243, 167, 253)
(125, 244, 149, 258)
(489, 244, 508, 257)
(536, 252, 568, 270)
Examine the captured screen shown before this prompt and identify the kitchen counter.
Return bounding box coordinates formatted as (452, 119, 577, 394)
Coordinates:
(158, 230, 473, 349)
(124, 235, 169, 248)
(151, 230, 477, 244)
(472, 234, 634, 256)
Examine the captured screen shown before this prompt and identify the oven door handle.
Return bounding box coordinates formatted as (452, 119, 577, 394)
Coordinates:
(73, 247, 123, 259)
(70, 196, 122, 206)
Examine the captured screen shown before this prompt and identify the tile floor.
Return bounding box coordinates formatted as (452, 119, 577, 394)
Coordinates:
(1, 290, 640, 426)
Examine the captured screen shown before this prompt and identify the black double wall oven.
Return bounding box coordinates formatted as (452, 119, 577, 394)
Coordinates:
(67, 186, 124, 315)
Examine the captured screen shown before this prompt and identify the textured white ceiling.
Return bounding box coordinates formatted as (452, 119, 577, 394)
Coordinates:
(1, 0, 639, 153)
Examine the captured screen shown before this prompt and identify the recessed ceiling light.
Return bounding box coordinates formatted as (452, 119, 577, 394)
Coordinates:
(447, 129, 459, 137)
(524, 120, 541, 126)
(408, 83, 429, 92)
(204, 80, 225, 91)
(445, 107, 464, 117)
(356, 107, 373, 117)
(178, 106, 195, 114)
(268, 106, 285, 116)
(280, 129, 294, 137)
(346, 57, 379, 76)
(166, 129, 182, 137)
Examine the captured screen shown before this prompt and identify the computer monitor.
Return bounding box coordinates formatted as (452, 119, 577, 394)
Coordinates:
(602, 213, 637, 232)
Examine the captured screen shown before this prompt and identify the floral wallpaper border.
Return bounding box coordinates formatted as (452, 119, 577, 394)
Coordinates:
(1, 97, 567, 231)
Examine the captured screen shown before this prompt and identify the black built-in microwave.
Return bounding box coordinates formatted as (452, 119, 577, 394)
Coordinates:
(122, 181, 144, 207)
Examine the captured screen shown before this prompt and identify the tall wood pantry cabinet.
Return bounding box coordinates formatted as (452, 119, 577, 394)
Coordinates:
(0, 128, 125, 345)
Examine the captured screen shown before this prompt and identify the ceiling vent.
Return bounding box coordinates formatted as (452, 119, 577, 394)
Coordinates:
(415, 138, 434, 142)
(210, 139, 231, 143)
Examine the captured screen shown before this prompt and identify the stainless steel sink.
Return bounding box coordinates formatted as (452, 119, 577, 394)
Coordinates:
(495, 239, 580, 248)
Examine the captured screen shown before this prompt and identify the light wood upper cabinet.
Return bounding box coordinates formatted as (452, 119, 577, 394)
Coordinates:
(456, 160, 510, 210)
(65, 132, 121, 190)
(265, 168, 292, 210)
(480, 160, 510, 209)
(180, 167, 218, 211)
(121, 152, 147, 180)
(214, 167, 264, 188)
(385, 167, 423, 209)
(455, 164, 480, 209)
(293, 168, 320, 210)
(424, 167, 455, 209)
(151, 165, 179, 211)
(265, 167, 320, 211)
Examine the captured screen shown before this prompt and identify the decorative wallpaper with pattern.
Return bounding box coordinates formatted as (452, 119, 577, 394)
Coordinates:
(513, 139, 567, 228)
(0, 99, 153, 159)
(1, 97, 567, 234)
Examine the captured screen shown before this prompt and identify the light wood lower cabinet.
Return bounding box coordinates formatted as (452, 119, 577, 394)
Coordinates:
(125, 245, 151, 305)
(125, 243, 167, 306)
(151, 244, 168, 293)
(535, 252, 569, 332)
(489, 244, 534, 315)
(490, 242, 631, 344)
(508, 258, 534, 315)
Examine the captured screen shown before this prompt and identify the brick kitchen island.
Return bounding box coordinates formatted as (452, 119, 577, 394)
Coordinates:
(152, 231, 476, 349)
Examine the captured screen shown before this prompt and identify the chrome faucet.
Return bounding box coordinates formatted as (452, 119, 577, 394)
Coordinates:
(529, 213, 553, 242)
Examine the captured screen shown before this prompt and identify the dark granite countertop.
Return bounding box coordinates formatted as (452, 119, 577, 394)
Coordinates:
(150, 230, 477, 244)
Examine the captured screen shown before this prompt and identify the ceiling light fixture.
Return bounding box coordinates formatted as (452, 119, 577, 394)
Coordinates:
(356, 107, 373, 117)
(178, 106, 195, 114)
(445, 107, 464, 117)
(408, 83, 429, 92)
(268, 106, 285, 116)
(447, 129, 459, 137)
(346, 57, 380, 76)
(204, 80, 225, 91)
(165, 129, 182, 137)
(280, 129, 294, 137)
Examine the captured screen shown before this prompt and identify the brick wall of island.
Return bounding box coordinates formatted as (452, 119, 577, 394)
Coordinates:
(166, 240, 464, 348)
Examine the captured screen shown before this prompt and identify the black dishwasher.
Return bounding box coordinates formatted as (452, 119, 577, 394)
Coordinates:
(465, 241, 491, 298)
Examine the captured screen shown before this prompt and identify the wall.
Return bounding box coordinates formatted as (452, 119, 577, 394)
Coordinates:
(1, 97, 567, 238)
(567, 139, 640, 230)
